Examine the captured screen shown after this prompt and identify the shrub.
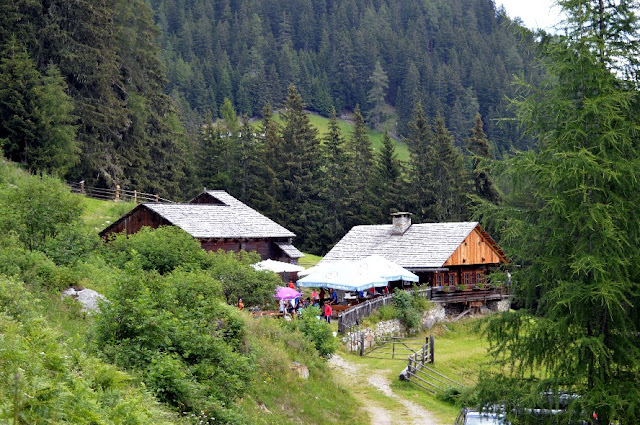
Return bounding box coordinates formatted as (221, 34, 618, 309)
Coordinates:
(207, 250, 280, 307)
(393, 290, 421, 334)
(42, 223, 102, 266)
(296, 306, 336, 358)
(105, 225, 210, 274)
(93, 267, 253, 420)
(0, 174, 82, 250)
(0, 276, 177, 425)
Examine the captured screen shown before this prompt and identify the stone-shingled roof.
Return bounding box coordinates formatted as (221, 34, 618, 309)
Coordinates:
(320, 222, 479, 269)
(142, 191, 295, 239)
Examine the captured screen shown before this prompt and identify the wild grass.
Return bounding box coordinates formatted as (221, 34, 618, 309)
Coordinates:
(338, 318, 494, 424)
(256, 112, 410, 161)
(80, 196, 136, 231)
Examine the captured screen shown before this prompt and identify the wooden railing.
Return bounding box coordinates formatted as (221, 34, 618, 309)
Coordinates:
(400, 336, 462, 395)
(67, 181, 174, 203)
(337, 287, 432, 333)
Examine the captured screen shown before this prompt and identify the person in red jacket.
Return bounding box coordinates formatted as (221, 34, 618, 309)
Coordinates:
(288, 280, 295, 289)
(324, 302, 333, 323)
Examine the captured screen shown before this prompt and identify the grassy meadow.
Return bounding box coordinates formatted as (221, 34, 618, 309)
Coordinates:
(258, 111, 411, 162)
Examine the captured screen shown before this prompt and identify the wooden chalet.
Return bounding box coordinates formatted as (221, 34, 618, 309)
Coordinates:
(321, 212, 508, 305)
(100, 191, 304, 263)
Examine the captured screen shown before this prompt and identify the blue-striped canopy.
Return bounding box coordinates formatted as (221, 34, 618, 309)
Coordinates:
(297, 255, 418, 291)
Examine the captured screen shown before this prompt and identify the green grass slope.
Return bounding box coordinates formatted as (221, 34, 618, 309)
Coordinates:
(260, 112, 410, 162)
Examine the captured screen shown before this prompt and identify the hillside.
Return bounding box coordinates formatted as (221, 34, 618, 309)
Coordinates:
(0, 161, 368, 424)
(151, 0, 541, 151)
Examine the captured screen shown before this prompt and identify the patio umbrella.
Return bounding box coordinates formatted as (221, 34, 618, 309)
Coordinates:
(273, 286, 302, 300)
(252, 259, 305, 273)
(358, 255, 419, 283)
(296, 260, 390, 291)
(298, 255, 418, 287)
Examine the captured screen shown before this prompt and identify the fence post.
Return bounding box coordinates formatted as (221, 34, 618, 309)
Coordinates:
(429, 335, 435, 363)
(80, 180, 85, 194)
(133, 190, 137, 203)
(360, 332, 365, 356)
(155, 194, 159, 202)
(115, 184, 120, 202)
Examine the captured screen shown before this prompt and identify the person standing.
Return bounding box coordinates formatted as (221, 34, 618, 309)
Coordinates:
(324, 302, 333, 324)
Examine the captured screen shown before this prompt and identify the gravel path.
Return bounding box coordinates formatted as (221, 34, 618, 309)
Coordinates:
(329, 355, 442, 425)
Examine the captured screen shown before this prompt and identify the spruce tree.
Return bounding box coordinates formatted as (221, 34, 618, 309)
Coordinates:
(406, 103, 434, 221)
(346, 105, 376, 226)
(279, 84, 322, 251)
(475, 1, 640, 423)
(375, 129, 407, 221)
(198, 114, 231, 191)
(366, 60, 389, 129)
(0, 39, 77, 175)
(253, 103, 284, 220)
(319, 107, 351, 248)
(430, 115, 468, 221)
(466, 113, 501, 203)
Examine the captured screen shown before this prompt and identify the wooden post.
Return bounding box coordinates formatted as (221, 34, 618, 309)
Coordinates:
(79, 180, 85, 194)
(133, 190, 137, 203)
(115, 184, 120, 202)
(392, 340, 395, 359)
(155, 194, 159, 202)
(429, 335, 435, 363)
(360, 332, 365, 356)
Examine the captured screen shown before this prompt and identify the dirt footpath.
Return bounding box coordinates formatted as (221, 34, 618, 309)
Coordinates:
(329, 355, 443, 425)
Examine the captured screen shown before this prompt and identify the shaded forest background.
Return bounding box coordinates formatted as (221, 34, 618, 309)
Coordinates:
(0, 0, 540, 253)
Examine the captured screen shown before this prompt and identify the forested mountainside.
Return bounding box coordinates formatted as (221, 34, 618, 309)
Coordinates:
(151, 0, 541, 150)
(0, 0, 195, 197)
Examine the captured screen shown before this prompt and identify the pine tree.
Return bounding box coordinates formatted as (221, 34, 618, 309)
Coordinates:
(198, 115, 231, 191)
(475, 2, 640, 423)
(466, 113, 501, 203)
(406, 103, 434, 221)
(366, 60, 389, 129)
(319, 107, 351, 248)
(375, 129, 407, 221)
(0, 39, 77, 175)
(430, 115, 468, 221)
(279, 84, 322, 251)
(346, 105, 376, 227)
(253, 103, 284, 219)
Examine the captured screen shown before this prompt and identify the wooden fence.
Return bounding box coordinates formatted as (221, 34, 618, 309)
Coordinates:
(337, 287, 431, 333)
(400, 336, 462, 395)
(362, 335, 431, 360)
(67, 181, 174, 203)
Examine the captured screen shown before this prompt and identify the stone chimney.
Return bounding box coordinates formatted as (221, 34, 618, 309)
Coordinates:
(391, 212, 412, 235)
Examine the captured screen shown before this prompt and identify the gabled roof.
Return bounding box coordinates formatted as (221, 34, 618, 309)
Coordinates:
(320, 222, 505, 269)
(142, 201, 295, 239)
(101, 190, 295, 239)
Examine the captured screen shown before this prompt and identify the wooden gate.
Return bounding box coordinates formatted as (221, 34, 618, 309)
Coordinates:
(361, 335, 434, 361)
(400, 343, 462, 394)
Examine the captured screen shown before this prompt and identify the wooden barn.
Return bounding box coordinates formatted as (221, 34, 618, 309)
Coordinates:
(321, 212, 508, 305)
(100, 191, 304, 263)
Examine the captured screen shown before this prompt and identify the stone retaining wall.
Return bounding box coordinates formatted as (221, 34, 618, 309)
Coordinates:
(345, 303, 446, 352)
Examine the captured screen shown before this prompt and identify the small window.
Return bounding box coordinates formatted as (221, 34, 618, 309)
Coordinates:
(464, 274, 470, 285)
(436, 274, 443, 285)
(476, 273, 483, 284)
(448, 274, 456, 285)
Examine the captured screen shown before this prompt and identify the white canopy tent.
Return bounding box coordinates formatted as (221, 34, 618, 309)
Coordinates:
(251, 259, 305, 273)
(297, 255, 418, 291)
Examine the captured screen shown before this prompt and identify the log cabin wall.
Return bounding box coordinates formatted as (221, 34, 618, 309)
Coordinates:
(199, 238, 292, 261)
(444, 228, 504, 267)
(101, 206, 171, 238)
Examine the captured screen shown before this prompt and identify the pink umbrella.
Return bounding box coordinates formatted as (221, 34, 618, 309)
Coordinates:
(273, 286, 302, 300)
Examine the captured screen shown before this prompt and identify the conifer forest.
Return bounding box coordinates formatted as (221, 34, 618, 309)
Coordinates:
(1, 0, 640, 423)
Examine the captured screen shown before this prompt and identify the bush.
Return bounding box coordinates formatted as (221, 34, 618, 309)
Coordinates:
(105, 225, 210, 274)
(207, 250, 280, 307)
(42, 223, 102, 266)
(296, 306, 336, 358)
(93, 267, 253, 420)
(0, 276, 177, 425)
(393, 291, 422, 334)
(0, 174, 82, 250)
